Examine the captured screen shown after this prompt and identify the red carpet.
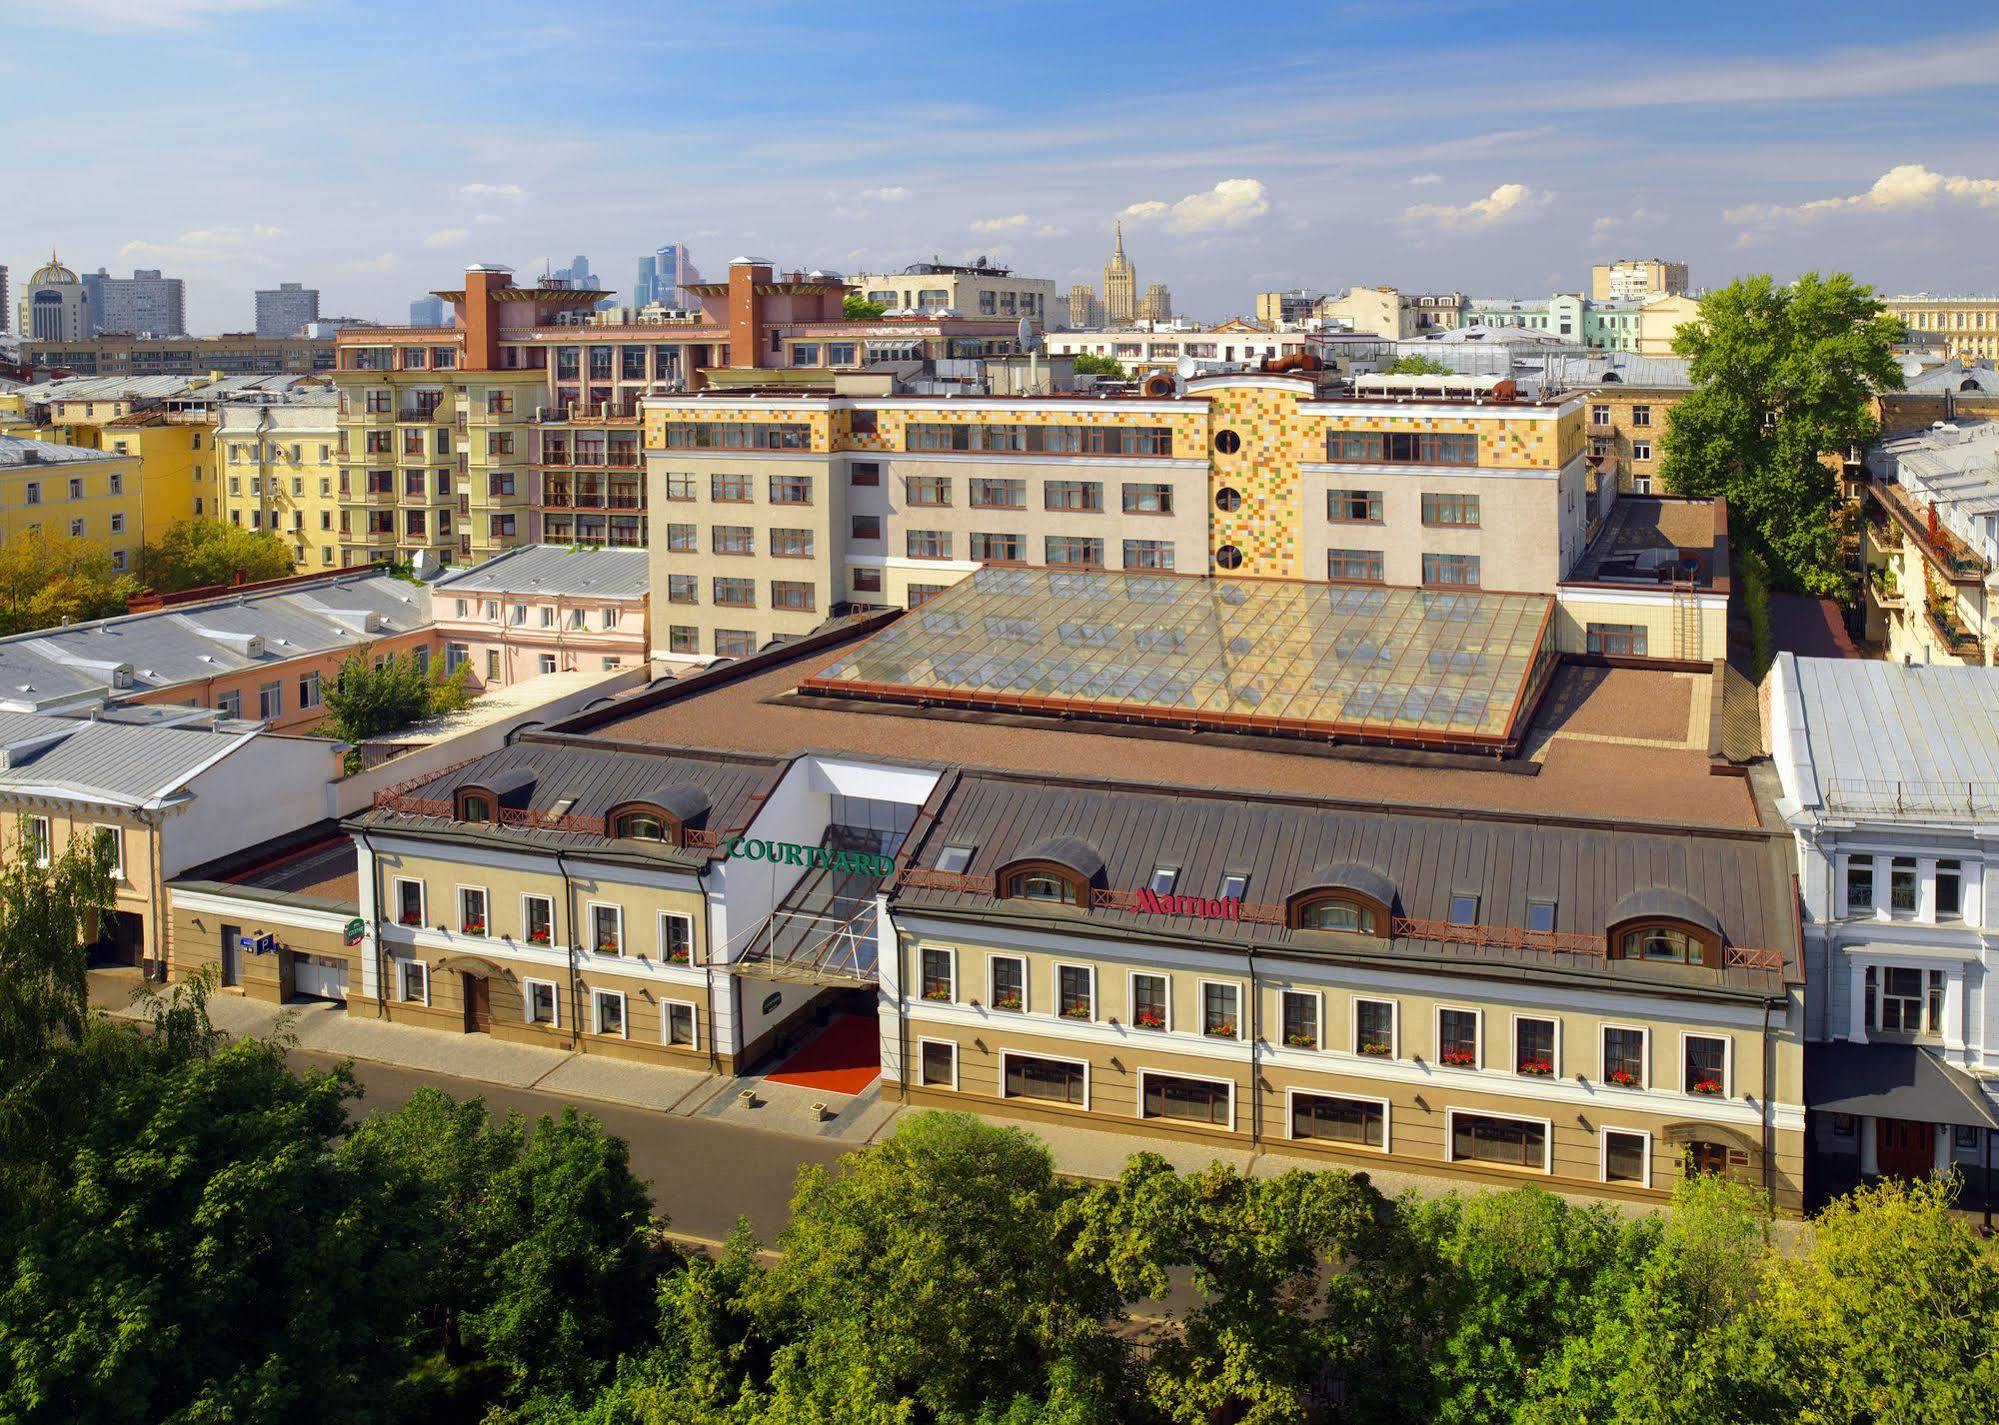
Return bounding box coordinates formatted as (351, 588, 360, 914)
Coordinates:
(763, 1014, 880, 1096)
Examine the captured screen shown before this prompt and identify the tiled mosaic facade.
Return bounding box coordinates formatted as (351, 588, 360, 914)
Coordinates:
(1206, 383, 1307, 578)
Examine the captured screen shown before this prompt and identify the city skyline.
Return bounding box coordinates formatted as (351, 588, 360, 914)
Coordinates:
(3, 0, 1999, 332)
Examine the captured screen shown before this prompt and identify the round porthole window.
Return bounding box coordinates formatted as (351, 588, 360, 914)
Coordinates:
(1214, 429, 1241, 455)
(1216, 545, 1245, 570)
(1215, 486, 1243, 512)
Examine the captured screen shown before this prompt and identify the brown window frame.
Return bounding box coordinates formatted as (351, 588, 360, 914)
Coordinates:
(997, 859, 1090, 907)
(1607, 917, 1722, 969)
(606, 802, 683, 846)
(1286, 888, 1389, 935)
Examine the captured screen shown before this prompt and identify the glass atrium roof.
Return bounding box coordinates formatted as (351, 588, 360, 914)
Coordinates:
(802, 568, 1556, 750)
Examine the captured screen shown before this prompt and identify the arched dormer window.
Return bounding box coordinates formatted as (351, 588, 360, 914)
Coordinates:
(455, 787, 496, 823)
(1606, 889, 1723, 968)
(453, 766, 535, 825)
(1286, 863, 1397, 935)
(996, 836, 1104, 909)
(609, 804, 675, 843)
(606, 781, 712, 848)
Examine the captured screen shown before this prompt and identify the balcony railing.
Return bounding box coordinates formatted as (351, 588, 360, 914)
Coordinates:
(1925, 599, 1984, 658)
(1877, 482, 1990, 581)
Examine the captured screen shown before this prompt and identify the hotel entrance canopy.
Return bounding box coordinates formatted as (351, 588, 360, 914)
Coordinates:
(802, 568, 1556, 754)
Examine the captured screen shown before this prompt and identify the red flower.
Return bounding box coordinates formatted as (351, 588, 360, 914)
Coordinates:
(1606, 1069, 1640, 1088)
(1441, 1048, 1478, 1068)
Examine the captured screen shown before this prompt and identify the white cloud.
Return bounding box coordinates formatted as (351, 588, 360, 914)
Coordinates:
(1725, 163, 1999, 225)
(969, 214, 1066, 237)
(118, 223, 284, 262)
(1402, 182, 1548, 230)
(457, 182, 525, 200)
(1118, 178, 1270, 234)
(1406, 172, 1444, 186)
(13, 0, 297, 31)
(423, 227, 470, 247)
(472, 213, 503, 226)
(860, 185, 911, 203)
(348, 253, 397, 273)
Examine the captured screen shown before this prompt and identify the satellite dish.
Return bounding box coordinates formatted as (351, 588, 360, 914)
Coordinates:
(1016, 316, 1035, 350)
(1176, 356, 1200, 380)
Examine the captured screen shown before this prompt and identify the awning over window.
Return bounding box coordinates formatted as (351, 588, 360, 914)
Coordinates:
(1805, 1042, 1999, 1129)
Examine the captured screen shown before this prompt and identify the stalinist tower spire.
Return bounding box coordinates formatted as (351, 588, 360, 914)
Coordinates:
(1103, 220, 1137, 325)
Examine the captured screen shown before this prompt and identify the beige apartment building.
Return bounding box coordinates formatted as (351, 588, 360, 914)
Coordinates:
(1592, 259, 1690, 304)
(216, 396, 343, 569)
(847, 261, 1056, 325)
(1883, 296, 1999, 363)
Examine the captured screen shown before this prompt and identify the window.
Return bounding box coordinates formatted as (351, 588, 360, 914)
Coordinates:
(935, 845, 976, 874)
(1590, 404, 1611, 426)
(905, 475, 951, 507)
(714, 629, 755, 658)
(1450, 1111, 1549, 1171)
(713, 577, 755, 607)
(848, 460, 881, 486)
(1615, 922, 1716, 967)
(1630, 404, 1652, 427)
(1292, 893, 1382, 935)
(1936, 860, 1964, 920)
(1327, 489, 1383, 523)
(1327, 548, 1385, 583)
(1586, 623, 1648, 657)
(521, 894, 554, 947)
(394, 877, 425, 927)
(1421, 493, 1480, 527)
(1214, 430, 1241, 455)
(1218, 872, 1249, 901)
(592, 989, 627, 1038)
(23, 816, 51, 867)
(989, 955, 1026, 1012)
(851, 514, 883, 542)
(1057, 965, 1094, 1021)
(666, 523, 696, 552)
(1142, 1073, 1232, 1127)
(1045, 536, 1103, 569)
(769, 474, 813, 504)
(711, 472, 752, 502)
(399, 959, 428, 1004)
(1437, 1007, 1480, 1068)
(663, 473, 696, 501)
(537, 654, 557, 675)
(1631, 440, 1652, 462)
(771, 527, 814, 558)
(1201, 981, 1241, 1040)
(920, 947, 955, 1002)
(525, 979, 558, 1026)
(1867, 965, 1946, 1035)
(1889, 857, 1918, 916)
(1122, 482, 1173, 514)
(92, 824, 124, 879)
(1683, 1034, 1728, 1096)
(969, 531, 1024, 563)
(1354, 998, 1396, 1058)
(1291, 1092, 1386, 1148)
(590, 903, 623, 956)
(1214, 486, 1243, 512)
(1602, 1025, 1647, 1088)
(1514, 1016, 1557, 1077)
(906, 529, 951, 560)
(970, 477, 1025, 509)
(666, 574, 698, 604)
(919, 1039, 957, 1089)
(1044, 480, 1103, 512)
(1327, 431, 1477, 465)
(712, 525, 754, 555)
(1422, 553, 1481, 588)
(664, 1001, 698, 1048)
(1003, 1053, 1085, 1106)
(1281, 990, 1321, 1049)
(1527, 899, 1557, 934)
(1131, 971, 1169, 1031)
(1845, 857, 1874, 913)
(217, 689, 242, 719)
(1603, 1130, 1651, 1186)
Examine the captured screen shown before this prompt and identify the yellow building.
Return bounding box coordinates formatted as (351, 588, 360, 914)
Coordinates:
(1591, 259, 1689, 303)
(1102, 222, 1137, 326)
(1637, 294, 1702, 356)
(1882, 295, 1999, 363)
(0, 435, 146, 568)
(216, 396, 344, 569)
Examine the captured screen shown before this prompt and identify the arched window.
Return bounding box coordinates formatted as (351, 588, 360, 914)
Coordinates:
(1292, 893, 1380, 935)
(1285, 864, 1396, 935)
(1612, 920, 1719, 967)
(455, 788, 496, 823)
(1002, 865, 1087, 906)
(611, 807, 671, 841)
(995, 836, 1103, 910)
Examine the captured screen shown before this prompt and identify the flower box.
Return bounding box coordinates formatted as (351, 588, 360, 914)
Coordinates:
(596, 940, 620, 955)
(922, 988, 952, 1002)
(993, 994, 1023, 1012)
(1689, 1079, 1724, 1096)
(1061, 1005, 1092, 1020)
(667, 950, 691, 965)
(398, 914, 423, 927)
(1204, 1021, 1237, 1039)
(1133, 1011, 1167, 1031)
(1440, 1049, 1478, 1068)
(1286, 1032, 1319, 1049)
(527, 929, 552, 945)
(1517, 1059, 1554, 1077)
(461, 921, 486, 936)
(1358, 1041, 1392, 1057)
(1605, 1070, 1641, 1088)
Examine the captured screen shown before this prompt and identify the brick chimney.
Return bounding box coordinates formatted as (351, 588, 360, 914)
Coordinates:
(727, 257, 773, 370)
(461, 264, 514, 372)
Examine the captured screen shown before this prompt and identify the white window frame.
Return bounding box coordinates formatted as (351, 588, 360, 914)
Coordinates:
(392, 875, 426, 927)
(1510, 1012, 1561, 1079)
(916, 1035, 960, 1090)
(520, 892, 555, 947)
(1137, 1067, 1237, 1132)
(1600, 1126, 1653, 1188)
(457, 884, 489, 937)
(1680, 1031, 1732, 1098)
(1054, 961, 1097, 1023)
(1600, 1021, 1650, 1089)
(988, 952, 1027, 1013)
(397, 957, 430, 1006)
(93, 822, 124, 879)
(1279, 987, 1325, 1050)
(1197, 977, 1245, 1042)
(587, 900, 624, 956)
(1434, 1003, 1484, 1070)
(1352, 995, 1399, 1059)
(998, 1048, 1090, 1111)
(24, 815, 51, 867)
(661, 998, 699, 1050)
(917, 944, 957, 1003)
(1444, 1107, 1553, 1174)
(657, 910, 695, 964)
(1840, 853, 1877, 919)
(1128, 968, 1172, 1032)
(523, 976, 560, 1027)
(592, 987, 628, 1038)
(1283, 1086, 1392, 1154)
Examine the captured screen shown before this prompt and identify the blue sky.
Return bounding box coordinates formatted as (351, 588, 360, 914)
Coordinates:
(4, 0, 1998, 331)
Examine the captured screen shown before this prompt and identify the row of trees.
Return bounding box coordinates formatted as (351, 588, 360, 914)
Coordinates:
(0, 519, 298, 635)
(3, 835, 1994, 1424)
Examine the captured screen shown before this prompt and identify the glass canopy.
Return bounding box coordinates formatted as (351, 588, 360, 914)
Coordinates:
(803, 567, 1556, 750)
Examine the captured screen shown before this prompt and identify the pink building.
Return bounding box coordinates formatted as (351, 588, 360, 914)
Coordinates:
(432, 545, 650, 688)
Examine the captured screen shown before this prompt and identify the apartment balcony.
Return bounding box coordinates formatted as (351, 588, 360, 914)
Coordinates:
(1587, 420, 1616, 435)
(1925, 599, 1984, 659)
(1866, 565, 1903, 609)
(1875, 482, 1989, 583)
(397, 403, 447, 423)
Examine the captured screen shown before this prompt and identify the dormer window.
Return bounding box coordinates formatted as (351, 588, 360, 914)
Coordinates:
(1008, 870, 1082, 904)
(455, 788, 495, 822)
(611, 807, 671, 842)
(1286, 864, 1397, 936)
(1606, 889, 1724, 969)
(1293, 894, 1381, 935)
(996, 836, 1104, 909)
(605, 783, 711, 849)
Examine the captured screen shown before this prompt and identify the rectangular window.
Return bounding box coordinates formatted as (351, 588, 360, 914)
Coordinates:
(1044, 480, 1103, 512)
(663, 473, 697, 501)
(666, 574, 698, 604)
(1845, 858, 1875, 913)
(849, 460, 881, 486)
(1586, 623, 1649, 657)
(919, 1039, 957, 1089)
(24, 816, 51, 867)
(258, 680, 282, 719)
(851, 568, 883, 594)
(399, 960, 428, 1004)
(1421, 493, 1480, 527)
(770, 527, 814, 559)
(1869, 965, 1946, 1035)
(1327, 431, 1477, 465)
(1683, 1034, 1728, 1096)
(1122, 539, 1175, 570)
(990, 955, 1026, 1012)
(659, 913, 693, 965)
(667, 625, 699, 653)
(1045, 535, 1104, 569)
(970, 532, 1024, 563)
(1291, 1092, 1386, 1148)
(771, 581, 815, 612)
(458, 886, 488, 936)
(1450, 1111, 1549, 1170)
(525, 979, 558, 1026)
(590, 903, 623, 956)
(905, 475, 951, 507)
(1438, 1007, 1480, 1068)
(714, 629, 755, 658)
(593, 989, 626, 1038)
(522, 894, 554, 946)
(1002, 1053, 1085, 1106)
(1603, 1129, 1651, 1185)
(970, 477, 1025, 509)
(1602, 1025, 1646, 1088)
(710, 473, 752, 502)
(1327, 488, 1383, 523)
(1281, 990, 1320, 1050)
(1514, 1016, 1557, 1077)
(394, 877, 424, 927)
(666, 523, 696, 552)
(1328, 549, 1385, 582)
(92, 824, 124, 879)
(1890, 857, 1918, 915)
(664, 1001, 697, 1048)
(1131, 971, 1169, 1031)
(1142, 1073, 1232, 1127)
(851, 514, 883, 542)
(1631, 440, 1652, 462)
(1355, 998, 1396, 1057)
(769, 474, 813, 504)
(1201, 981, 1241, 1040)
(1527, 899, 1557, 934)
(1936, 860, 1963, 920)
(711, 525, 755, 556)
(1631, 405, 1652, 427)
(712, 577, 755, 607)
(1122, 482, 1173, 514)
(1422, 553, 1481, 588)
(1057, 965, 1094, 1021)
(906, 529, 952, 560)
(920, 947, 955, 1002)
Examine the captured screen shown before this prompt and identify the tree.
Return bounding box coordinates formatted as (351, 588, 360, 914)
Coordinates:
(1072, 352, 1126, 378)
(842, 294, 886, 320)
(0, 527, 138, 634)
(320, 650, 471, 745)
(1660, 272, 1903, 595)
(138, 517, 296, 593)
(1384, 354, 1452, 375)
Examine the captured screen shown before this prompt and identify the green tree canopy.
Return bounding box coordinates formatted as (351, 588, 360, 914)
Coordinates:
(0, 528, 138, 635)
(1660, 272, 1903, 594)
(842, 294, 886, 320)
(1384, 354, 1452, 375)
(1072, 352, 1126, 378)
(137, 518, 297, 594)
(320, 650, 470, 744)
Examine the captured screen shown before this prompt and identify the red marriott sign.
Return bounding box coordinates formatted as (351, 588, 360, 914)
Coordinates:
(1131, 888, 1242, 921)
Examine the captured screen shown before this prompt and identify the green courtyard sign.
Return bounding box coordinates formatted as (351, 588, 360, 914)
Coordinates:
(343, 917, 367, 947)
(725, 837, 895, 879)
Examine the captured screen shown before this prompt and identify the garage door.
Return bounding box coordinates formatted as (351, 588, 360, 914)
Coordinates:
(293, 955, 349, 1002)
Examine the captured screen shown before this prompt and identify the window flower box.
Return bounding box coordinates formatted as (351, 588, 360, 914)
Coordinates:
(1606, 1069, 1641, 1088)
(1133, 1009, 1167, 1031)
(1204, 1020, 1237, 1039)
(667, 949, 691, 965)
(596, 938, 620, 955)
(1517, 1058, 1554, 1077)
(1061, 1004, 1092, 1020)
(1358, 1041, 1392, 1057)
(922, 987, 952, 1002)
(1689, 1078, 1724, 1096)
(1286, 1031, 1319, 1049)
(461, 920, 486, 936)
(1440, 1048, 1478, 1068)
(993, 993, 1023, 1012)
(398, 913, 423, 927)
(527, 928, 552, 945)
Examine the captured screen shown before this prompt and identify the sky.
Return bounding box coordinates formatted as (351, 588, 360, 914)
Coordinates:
(4, 0, 1998, 332)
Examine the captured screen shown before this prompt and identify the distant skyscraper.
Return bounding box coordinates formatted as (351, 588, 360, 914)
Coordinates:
(1140, 283, 1173, 323)
(255, 282, 320, 338)
(20, 253, 92, 341)
(409, 294, 446, 326)
(1102, 222, 1137, 326)
(633, 243, 700, 309)
(83, 267, 185, 336)
(1067, 283, 1101, 329)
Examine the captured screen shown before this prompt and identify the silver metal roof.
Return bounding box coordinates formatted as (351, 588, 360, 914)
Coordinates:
(0, 435, 129, 468)
(432, 544, 650, 600)
(1784, 655, 1999, 818)
(0, 709, 255, 807)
